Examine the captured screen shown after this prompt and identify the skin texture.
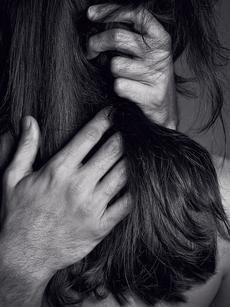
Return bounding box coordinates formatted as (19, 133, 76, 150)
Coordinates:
(1, 121, 230, 307)
(0, 109, 130, 306)
(78, 235, 230, 307)
(0, 3, 229, 307)
(87, 4, 177, 129)
(52, 4, 230, 306)
(0, 4, 179, 306)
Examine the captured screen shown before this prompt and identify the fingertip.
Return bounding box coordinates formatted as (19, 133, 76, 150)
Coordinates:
(21, 116, 40, 148)
(95, 107, 113, 125)
(101, 106, 114, 117)
(87, 6, 96, 20)
(114, 78, 126, 97)
(10, 116, 40, 183)
(22, 116, 32, 131)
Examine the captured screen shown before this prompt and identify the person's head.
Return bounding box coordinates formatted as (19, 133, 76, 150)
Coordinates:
(0, 1, 229, 306)
(0, 0, 228, 154)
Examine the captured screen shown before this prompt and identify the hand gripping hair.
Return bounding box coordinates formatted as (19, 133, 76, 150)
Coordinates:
(0, 0, 229, 306)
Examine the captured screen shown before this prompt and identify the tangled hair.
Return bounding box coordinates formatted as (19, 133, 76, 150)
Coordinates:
(0, 0, 229, 306)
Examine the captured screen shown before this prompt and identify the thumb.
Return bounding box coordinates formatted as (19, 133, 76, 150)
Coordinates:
(10, 116, 40, 184)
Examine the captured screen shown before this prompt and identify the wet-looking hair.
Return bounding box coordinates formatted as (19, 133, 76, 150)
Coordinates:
(0, 0, 229, 306)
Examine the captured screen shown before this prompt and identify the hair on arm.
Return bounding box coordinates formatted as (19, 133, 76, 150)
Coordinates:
(0, 0, 229, 306)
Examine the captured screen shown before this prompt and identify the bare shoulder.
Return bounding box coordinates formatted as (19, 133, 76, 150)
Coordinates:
(209, 156, 230, 306)
(210, 236, 230, 307)
(163, 237, 230, 307)
(78, 238, 230, 307)
(212, 155, 230, 221)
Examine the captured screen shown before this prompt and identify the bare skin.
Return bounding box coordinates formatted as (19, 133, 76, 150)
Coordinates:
(0, 110, 130, 306)
(85, 6, 230, 304)
(1, 131, 230, 307)
(0, 3, 229, 306)
(87, 4, 177, 129)
(80, 236, 230, 307)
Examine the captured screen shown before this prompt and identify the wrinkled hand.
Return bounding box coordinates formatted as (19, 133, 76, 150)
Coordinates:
(1, 109, 130, 282)
(87, 4, 177, 128)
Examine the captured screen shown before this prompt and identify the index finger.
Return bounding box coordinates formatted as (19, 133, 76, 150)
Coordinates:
(52, 108, 112, 168)
(87, 4, 165, 38)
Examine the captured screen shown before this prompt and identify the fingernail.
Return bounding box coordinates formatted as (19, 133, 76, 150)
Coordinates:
(23, 117, 31, 130)
(87, 6, 96, 19)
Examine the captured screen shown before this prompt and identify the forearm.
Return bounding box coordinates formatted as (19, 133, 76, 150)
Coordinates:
(0, 240, 49, 307)
(0, 268, 45, 307)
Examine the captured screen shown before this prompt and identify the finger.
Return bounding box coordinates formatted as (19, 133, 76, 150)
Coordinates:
(101, 193, 131, 234)
(87, 29, 143, 60)
(94, 159, 127, 207)
(87, 4, 165, 38)
(111, 56, 149, 81)
(82, 133, 123, 186)
(51, 108, 112, 169)
(114, 78, 170, 124)
(114, 77, 153, 104)
(8, 116, 40, 185)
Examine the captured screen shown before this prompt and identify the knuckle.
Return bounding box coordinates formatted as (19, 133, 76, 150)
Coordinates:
(70, 177, 84, 195)
(117, 162, 127, 179)
(68, 172, 92, 200)
(112, 164, 126, 185)
(111, 29, 123, 44)
(162, 31, 171, 48)
(103, 186, 113, 198)
(46, 161, 64, 184)
(112, 177, 126, 193)
(140, 7, 153, 22)
(111, 57, 122, 74)
(157, 29, 171, 49)
(77, 200, 95, 220)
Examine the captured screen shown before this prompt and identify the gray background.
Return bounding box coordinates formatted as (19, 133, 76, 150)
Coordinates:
(176, 0, 230, 157)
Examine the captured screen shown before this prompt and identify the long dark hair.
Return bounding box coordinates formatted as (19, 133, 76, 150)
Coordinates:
(0, 0, 229, 306)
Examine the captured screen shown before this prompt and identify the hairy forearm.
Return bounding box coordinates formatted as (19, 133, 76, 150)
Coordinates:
(0, 268, 45, 307)
(0, 240, 49, 307)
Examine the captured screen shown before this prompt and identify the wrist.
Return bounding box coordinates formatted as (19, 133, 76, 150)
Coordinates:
(0, 233, 52, 306)
(0, 234, 52, 287)
(0, 262, 48, 307)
